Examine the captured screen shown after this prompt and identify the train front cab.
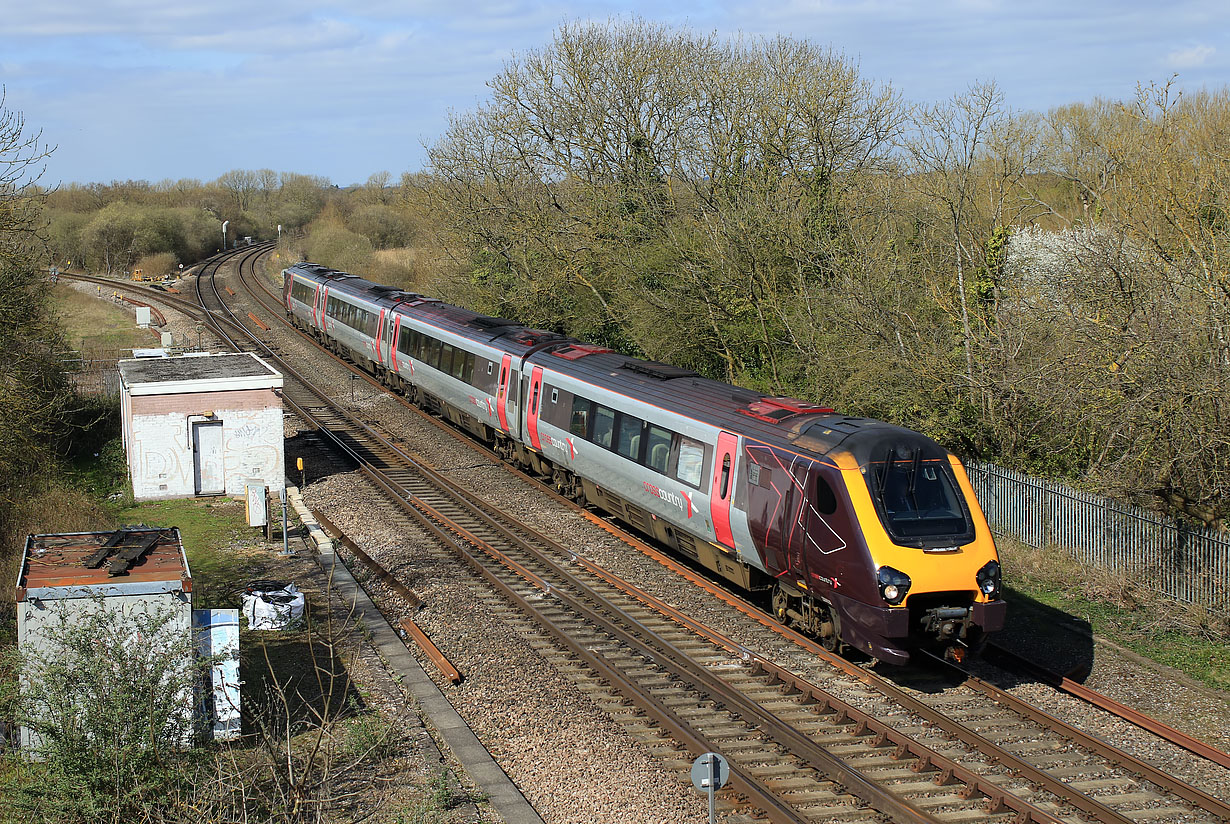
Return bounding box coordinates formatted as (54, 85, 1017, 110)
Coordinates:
(830, 438, 1006, 664)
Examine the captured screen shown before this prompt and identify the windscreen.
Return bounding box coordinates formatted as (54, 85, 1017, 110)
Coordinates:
(865, 443, 974, 546)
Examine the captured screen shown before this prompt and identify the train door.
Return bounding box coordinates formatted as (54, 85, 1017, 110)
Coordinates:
(283, 274, 293, 311)
(389, 315, 402, 374)
(374, 308, 386, 365)
(710, 430, 738, 548)
(317, 286, 330, 333)
(802, 464, 848, 556)
(495, 354, 512, 432)
(526, 366, 543, 449)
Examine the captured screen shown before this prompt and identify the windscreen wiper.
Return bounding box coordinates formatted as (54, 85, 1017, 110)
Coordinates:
(878, 448, 895, 504)
(907, 448, 921, 498)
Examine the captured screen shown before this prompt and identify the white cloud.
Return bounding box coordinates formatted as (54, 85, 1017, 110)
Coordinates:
(1166, 44, 1215, 68)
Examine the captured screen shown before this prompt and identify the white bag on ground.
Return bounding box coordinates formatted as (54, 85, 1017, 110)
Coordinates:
(241, 581, 304, 630)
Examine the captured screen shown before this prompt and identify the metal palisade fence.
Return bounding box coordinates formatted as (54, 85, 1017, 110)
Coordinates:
(965, 461, 1230, 610)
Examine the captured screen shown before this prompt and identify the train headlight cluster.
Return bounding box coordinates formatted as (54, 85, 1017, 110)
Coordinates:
(976, 560, 1001, 599)
(877, 566, 911, 605)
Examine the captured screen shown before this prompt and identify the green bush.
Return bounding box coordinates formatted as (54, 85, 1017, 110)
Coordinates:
(6, 599, 208, 822)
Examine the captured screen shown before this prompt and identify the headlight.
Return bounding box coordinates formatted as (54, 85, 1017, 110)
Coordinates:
(877, 566, 911, 605)
(977, 560, 1002, 599)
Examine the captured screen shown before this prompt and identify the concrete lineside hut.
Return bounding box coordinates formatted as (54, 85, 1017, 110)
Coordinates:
(16, 527, 194, 750)
(119, 352, 284, 500)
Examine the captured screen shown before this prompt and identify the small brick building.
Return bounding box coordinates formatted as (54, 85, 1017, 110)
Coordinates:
(119, 352, 284, 500)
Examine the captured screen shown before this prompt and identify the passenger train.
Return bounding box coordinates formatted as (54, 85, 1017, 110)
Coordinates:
(283, 262, 1007, 664)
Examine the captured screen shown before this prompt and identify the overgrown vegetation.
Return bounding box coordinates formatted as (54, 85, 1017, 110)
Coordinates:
(417, 21, 1230, 526)
(0, 492, 447, 823)
(1, 601, 206, 822)
(0, 93, 97, 590)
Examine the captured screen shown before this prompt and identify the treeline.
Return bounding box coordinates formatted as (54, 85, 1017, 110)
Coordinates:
(0, 99, 80, 557)
(43, 170, 425, 281)
(422, 21, 1230, 524)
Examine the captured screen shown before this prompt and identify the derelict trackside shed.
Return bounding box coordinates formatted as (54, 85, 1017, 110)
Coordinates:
(16, 527, 194, 750)
(119, 352, 285, 500)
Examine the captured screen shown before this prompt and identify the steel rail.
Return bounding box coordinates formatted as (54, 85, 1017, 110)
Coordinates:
(986, 642, 1230, 772)
(354, 463, 928, 824)
(923, 650, 1230, 822)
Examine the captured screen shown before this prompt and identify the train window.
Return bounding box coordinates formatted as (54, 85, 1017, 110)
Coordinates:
(398, 328, 412, 355)
(412, 331, 425, 359)
(815, 475, 838, 515)
(676, 437, 705, 488)
(645, 426, 672, 475)
(530, 381, 540, 414)
(570, 397, 591, 437)
(440, 344, 456, 375)
(592, 406, 615, 449)
(462, 353, 475, 385)
(291, 281, 314, 304)
(615, 414, 642, 461)
(425, 338, 441, 368)
(446, 346, 461, 378)
(868, 447, 972, 543)
(720, 454, 731, 499)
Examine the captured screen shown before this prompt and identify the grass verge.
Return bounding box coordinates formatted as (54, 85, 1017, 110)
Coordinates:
(997, 537, 1230, 691)
(50, 282, 157, 352)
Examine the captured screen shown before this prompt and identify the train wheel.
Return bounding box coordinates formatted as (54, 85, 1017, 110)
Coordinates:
(771, 583, 791, 626)
(817, 605, 841, 653)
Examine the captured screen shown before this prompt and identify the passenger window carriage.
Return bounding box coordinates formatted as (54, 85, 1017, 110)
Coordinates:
(565, 393, 707, 490)
(676, 437, 705, 488)
(570, 397, 590, 437)
(645, 426, 671, 475)
(592, 407, 615, 449)
(615, 414, 642, 461)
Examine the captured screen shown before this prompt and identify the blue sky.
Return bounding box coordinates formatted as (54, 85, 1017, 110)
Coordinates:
(3, 1, 1225, 187)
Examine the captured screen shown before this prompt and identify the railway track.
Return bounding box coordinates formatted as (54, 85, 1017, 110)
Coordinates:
(64, 252, 1230, 823)
(218, 248, 1230, 824)
(215, 257, 1230, 823)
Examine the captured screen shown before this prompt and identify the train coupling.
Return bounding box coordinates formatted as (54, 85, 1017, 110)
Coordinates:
(920, 605, 971, 643)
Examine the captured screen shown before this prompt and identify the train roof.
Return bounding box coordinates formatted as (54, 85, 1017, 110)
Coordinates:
(285, 262, 950, 463)
(531, 346, 938, 462)
(286, 262, 568, 355)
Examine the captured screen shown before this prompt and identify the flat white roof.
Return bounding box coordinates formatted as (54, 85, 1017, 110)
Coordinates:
(119, 352, 283, 395)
